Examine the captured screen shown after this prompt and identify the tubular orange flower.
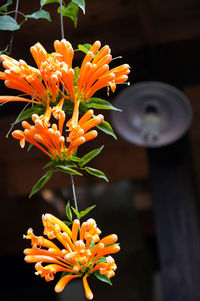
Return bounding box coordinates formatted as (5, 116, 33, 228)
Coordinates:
(76, 40, 130, 103)
(24, 214, 120, 300)
(12, 106, 103, 160)
(0, 39, 130, 109)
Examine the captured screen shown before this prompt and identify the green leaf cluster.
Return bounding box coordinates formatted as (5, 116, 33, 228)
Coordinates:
(41, 0, 85, 27)
(0, 0, 51, 32)
(64, 200, 96, 223)
(29, 145, 108, 197)
(94, 270, 112, 285)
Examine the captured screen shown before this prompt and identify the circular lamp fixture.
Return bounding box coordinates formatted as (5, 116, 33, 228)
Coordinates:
(111, 81, 192, 147)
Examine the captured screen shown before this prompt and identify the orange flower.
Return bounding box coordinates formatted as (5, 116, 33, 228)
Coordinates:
(12, 106, 103, 160)
(0, 40, 74, 106)
(0, 39, 130, 108)
(24, 214, 120, 300)
(76, 40, 130, 103)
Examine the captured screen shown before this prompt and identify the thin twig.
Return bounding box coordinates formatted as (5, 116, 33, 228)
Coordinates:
(8, 0, 20, 54)
(70, 174, 79, 217)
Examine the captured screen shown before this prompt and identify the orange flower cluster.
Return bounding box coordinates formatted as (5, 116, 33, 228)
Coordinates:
(0, 39, 130, 161)
(0, 39, 130, 107)
(12, 102, 103, 160)
(24, 214, 120, 300)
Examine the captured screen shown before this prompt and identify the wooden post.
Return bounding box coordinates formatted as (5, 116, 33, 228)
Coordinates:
(148, 134, 200, 301)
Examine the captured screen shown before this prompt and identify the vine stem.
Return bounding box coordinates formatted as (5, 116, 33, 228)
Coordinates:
(60, 0, 65, 39)
(8, 0, 19, 54)
(59, 0, 79, 214)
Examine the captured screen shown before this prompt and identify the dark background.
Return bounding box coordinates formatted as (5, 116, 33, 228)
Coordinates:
(1, 1, 200, 300)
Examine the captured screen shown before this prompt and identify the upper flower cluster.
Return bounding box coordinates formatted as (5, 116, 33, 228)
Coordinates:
(0, 39, 130, 191)
(24, 214, 120, 300)
(0, 39, 130, 107)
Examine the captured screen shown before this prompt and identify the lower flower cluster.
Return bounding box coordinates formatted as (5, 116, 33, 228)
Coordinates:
(24, 214, 120, 300)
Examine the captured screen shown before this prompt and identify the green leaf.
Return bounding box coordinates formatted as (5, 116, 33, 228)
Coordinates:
(43, 160, 57, 169)
(84, 167, 108, 182)
(29, 169, 54, 198)
(72, 0, 85, 14)
(86, 98, 121, 111)
(11, 105, 44, 125)
(71, 207, 80, 219)
(58, 2, 79, 27)
(97, 120, 117, 140)
(0, 15, 20, 31)
(55, 165, 83, 176)
(79, 146, 104, 167)
(94, 270, 112, 285)
(78, 43, 92, 54)
(63, 220, 72, 226)
(69, 156, 80, 163)
(26, 9, 51, 21)
(66, 201, 72, 222)
(96, 256, 107, 264)
(0, 0, 12, 12)
(40, 0, 59, 7)
(79, 205, 96, 218)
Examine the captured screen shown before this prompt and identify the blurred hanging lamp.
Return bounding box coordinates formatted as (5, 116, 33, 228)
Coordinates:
(111, 81, 192, 147)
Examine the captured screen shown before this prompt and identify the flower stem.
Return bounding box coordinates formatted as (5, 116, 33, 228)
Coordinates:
(70, 174, 79, 216)
(60, 0, 65, 40)
(59, 0, 79, 215)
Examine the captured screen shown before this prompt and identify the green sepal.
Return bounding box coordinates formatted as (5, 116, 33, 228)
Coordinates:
(29, 169, 54, 198)
(55, 165, 83, 176)
(78, 43, 92, 54)
(85, 98, 121, 111)
(11, 105, 45, 125)
(72, 0, 85, 14)
(40, 0, 59, 7)
(94, 270, 112, 286)
(43, 160, 57, 169)
(84, 167, 108, 182)
(63, 100, 74, 114)
(96, 256, 107, 264)
(89, 240, 95, 250)
(60, 271, 73, 279)
(58, 2, 79, 27)
(73, 66, 80, 85)
(0, 15, 20, 31)
(27, 144, 33, 152)
(0, 0, 12, 12)
(66, 201, 73, 222)
(26, 9, 51, 21)
(78, 146, 104, 167)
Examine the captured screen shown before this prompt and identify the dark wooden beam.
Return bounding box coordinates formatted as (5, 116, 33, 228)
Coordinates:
(148, 135, 200, 301)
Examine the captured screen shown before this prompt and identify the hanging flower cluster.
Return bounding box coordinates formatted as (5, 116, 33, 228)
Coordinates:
(0, 39, 130, 195)
(12, 103, 103, 160)
(0, 39, 130, 108)
(24, 214, 120, 300)
(0, 39, 129, 298)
